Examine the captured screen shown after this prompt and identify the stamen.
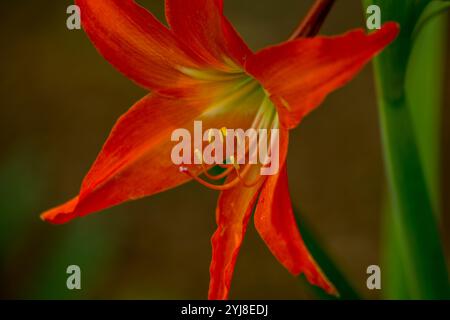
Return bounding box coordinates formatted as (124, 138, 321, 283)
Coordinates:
(229, 156, 241, 171)
(233, 164, 266, 188)
(180, 157, 256, 191)
(194, 148, 233, 180)
(180, 90, 280, 192)
(182, 168, 243, 191)
(201, 164, 233, 180)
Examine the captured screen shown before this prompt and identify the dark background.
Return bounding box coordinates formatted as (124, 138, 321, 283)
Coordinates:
(0, 0, 448, 299)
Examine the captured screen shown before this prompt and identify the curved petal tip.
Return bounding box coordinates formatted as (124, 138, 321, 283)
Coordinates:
(40, 196, 79, 224)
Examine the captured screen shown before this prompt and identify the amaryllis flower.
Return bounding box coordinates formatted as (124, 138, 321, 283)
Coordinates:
(41, 0, 398, 299)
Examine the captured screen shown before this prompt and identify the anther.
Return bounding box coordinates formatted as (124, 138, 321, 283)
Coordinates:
(221, 127, 227, 137)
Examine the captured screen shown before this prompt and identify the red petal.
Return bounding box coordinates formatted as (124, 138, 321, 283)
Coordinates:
(76, 0, 203, 91)
(208, 127, 288, 300)
(246, 22, 399, 129)
(254, 164, 337, 295)
(209, 165, 264, 300)
(41, 80, 264, 224)
(165, 0, 252, 69)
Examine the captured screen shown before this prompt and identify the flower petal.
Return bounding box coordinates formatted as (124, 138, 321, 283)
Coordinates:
(76, 0, 204, 91)
(165, 0, 252, 69)
(254, 164, 337, 296)
(209, 165, 264, 300)
(245, 22, 400, 129)
(41, 80, 265, 224)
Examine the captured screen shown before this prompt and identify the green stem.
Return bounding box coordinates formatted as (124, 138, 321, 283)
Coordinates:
(365, 0, 449, 299)
(374, 64, 448, 298)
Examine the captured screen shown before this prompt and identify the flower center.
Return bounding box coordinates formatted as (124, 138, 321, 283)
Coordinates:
(178, 78, 280, 191)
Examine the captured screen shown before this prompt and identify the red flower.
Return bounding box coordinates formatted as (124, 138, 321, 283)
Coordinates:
(41, 0, 398, 299)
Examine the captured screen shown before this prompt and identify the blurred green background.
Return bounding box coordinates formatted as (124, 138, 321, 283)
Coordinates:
(0, 0, 448, 299)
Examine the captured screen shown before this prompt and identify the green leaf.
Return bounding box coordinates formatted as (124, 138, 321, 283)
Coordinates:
(412, 0, 450, 40)
(407, 1, 448, 217)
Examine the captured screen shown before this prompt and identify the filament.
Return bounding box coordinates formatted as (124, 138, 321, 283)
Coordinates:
(201, 163, 233, 180)
(179, 92, 279, 191)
